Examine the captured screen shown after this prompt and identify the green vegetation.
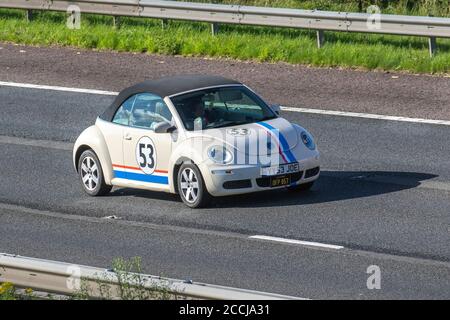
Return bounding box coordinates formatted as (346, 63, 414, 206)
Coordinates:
(0, 282, 17, 300)
(0, 0, 449, 73)
(74, 257, 175, 300)
(0, 257, 176, 300)
(0, 282, 36, 300)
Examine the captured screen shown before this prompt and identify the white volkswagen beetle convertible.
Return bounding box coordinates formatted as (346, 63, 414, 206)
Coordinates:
(73, 75, 320, 208)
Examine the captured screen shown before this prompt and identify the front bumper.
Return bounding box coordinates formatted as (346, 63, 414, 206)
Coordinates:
(199, 154, 320, 197)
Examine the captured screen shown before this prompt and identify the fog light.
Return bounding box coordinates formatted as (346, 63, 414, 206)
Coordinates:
(211, 169, 234, 175)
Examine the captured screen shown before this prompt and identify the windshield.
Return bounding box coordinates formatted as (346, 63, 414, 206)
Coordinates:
(170, 86, 277, 131)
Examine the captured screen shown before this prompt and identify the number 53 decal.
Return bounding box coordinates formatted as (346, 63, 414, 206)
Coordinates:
(136, 136, 157, 174)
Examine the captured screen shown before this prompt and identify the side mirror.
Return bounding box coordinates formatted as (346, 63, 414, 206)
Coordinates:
(270, 104, 281, 115)
(154, 122, 176, 133)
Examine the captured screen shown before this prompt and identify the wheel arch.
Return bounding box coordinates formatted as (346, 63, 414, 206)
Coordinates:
(168, 137, 213, 194)
(171, 156, 196, 194)
(74, 144, 93, 172)
(73, 125, 113, 184)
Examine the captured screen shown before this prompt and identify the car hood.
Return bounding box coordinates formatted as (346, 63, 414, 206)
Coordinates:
(194, 117, 299, 156)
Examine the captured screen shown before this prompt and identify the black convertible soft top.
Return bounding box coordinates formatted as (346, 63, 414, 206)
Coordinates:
(100, 74, 241, 122)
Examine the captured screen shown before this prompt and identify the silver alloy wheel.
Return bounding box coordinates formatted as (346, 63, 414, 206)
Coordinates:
(81, 156, 99, 191)
(180, 168, 199, 203)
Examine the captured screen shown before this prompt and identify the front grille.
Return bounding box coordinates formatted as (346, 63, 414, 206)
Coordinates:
(256, 171, 303, 188)
(223, 179, 252, 189)
(305, 166, 320, 179)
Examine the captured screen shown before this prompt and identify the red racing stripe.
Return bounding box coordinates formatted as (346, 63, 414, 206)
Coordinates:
(112, 164, 168, 174)
(263, 128, 287, 164)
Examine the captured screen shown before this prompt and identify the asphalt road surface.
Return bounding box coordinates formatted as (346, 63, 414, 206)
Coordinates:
(0, 44, 449, 299)
(0, 85, 449, 299)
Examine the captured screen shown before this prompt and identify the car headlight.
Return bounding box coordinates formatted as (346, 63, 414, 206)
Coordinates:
(207, 145, 233, 164)
(300, 131, 316, 150)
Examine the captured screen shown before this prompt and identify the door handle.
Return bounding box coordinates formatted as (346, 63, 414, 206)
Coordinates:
(124, 134, 132, 141)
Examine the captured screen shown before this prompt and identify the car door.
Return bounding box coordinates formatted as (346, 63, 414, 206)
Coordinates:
(121, 93, 173, 191)
(97, 95, 136, 171)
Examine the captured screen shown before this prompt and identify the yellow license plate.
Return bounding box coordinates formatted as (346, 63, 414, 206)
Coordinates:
(270, 176, 290, 187)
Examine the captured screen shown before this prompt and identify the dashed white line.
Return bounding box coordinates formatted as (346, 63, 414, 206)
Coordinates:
(249, 235, 344, 250)
(1, 81, 450, 126)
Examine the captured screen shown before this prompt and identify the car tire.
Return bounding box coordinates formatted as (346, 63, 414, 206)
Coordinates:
(78, 149, 112, 196)
(287, 181, 315, 192)
(177, 163, 211, 208)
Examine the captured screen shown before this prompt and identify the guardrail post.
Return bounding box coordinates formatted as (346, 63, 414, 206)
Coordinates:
(161, 18, 168, 29)
(316, 30, 325, 48)
(428, 37, 437, 57)
(211, 22, 219, 36)
(26, 9, 33, 22)
(113, 16, 120, 29)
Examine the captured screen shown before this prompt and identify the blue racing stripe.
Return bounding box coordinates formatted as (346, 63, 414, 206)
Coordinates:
(257, 122, 297, 163)
(114, 170, 169, 185)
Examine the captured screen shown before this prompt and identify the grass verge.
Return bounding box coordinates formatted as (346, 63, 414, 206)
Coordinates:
(0, 8, 449, 73)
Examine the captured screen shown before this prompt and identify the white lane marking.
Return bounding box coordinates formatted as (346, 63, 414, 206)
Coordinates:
(2, 204, 450, 267)
(0, 81, 118, 96)
(1, 81, 450, 126)
(281, 106, 450, 126)
(249, 235, 344, 250)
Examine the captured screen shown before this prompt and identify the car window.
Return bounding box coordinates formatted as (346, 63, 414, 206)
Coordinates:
(170, 86, 276, 131)
(129, 93, 172, 130)
(112, 95, 135, 125)
(212, 88, 266, 118)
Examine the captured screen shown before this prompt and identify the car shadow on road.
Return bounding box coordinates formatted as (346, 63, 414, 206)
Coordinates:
(211, 170, 438, 209)
(108, 170, 438, 209)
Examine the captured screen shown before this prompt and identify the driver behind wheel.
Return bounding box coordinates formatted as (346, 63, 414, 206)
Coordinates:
(192, 97, 209, 130)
